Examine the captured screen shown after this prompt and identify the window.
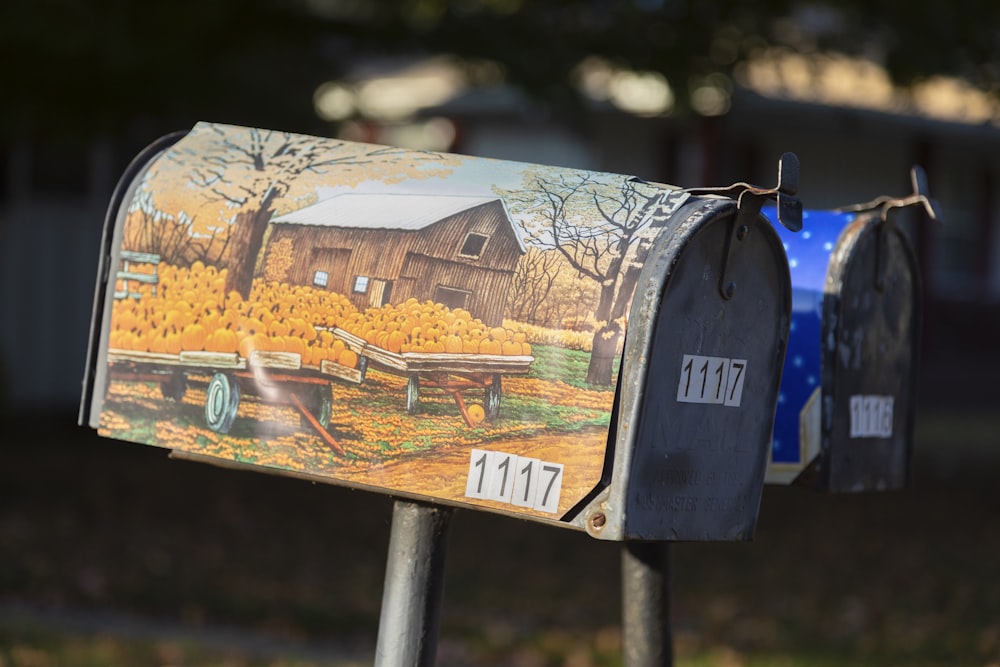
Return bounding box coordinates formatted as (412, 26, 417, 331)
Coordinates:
(313, 270, 329, 288)
(353, 275, 370, 293)
(459, 232, 489, 258)
(434, 285, 471, 310)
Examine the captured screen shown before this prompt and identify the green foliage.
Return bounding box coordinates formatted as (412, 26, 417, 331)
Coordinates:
(5, 0, 1000, 141)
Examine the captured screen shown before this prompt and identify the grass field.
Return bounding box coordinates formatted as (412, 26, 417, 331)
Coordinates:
(2, 389, 999, 665)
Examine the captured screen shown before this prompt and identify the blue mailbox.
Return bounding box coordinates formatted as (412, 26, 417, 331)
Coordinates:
(763, 168, 940, 491)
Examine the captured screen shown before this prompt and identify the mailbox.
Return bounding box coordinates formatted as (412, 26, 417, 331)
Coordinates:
(81, 121, 801, 541)
(763, 168, 940, 491)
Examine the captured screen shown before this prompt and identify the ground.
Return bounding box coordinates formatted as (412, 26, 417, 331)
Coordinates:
(1, 378, 999, 665)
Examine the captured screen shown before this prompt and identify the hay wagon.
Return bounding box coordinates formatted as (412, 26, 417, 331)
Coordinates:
(329, 328, 533, 426)
(104, 348, 362, 452)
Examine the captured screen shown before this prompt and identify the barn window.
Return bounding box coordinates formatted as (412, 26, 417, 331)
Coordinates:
(458, 232, 489, 258)
(435, 285, 471, 310)
(313, 270, 329, 288)
(353, 275, 370, 293)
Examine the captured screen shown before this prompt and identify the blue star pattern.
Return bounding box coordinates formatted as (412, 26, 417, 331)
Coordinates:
(762, 206, 858, 465)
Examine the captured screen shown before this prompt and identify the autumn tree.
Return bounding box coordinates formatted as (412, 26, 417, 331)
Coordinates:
(154, 122, 459, 299)
(500, 169, 686, 385)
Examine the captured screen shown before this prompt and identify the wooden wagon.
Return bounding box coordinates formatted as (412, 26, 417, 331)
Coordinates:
(105, 348, 362, 453)
(329, 328, 534, 427)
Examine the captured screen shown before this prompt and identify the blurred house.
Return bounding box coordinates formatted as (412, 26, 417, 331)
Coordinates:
(2, 55, 999, 410)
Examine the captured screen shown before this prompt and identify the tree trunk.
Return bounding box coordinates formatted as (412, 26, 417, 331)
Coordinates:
(585, 262, 644, 386)
(587, 319, 622, 385)
(224, 189, 278, 299)
(586, 281, 619, 385)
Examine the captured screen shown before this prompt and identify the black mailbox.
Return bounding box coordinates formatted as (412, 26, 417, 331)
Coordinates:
(763, 168, 939, 491)
(81, 122, 801, 541)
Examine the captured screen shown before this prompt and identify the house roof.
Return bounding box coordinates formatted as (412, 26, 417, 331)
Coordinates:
(272, 192, 524, 251)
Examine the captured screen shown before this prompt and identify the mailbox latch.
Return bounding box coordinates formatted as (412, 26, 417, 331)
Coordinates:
(837, 166, 941, 291)
(687, 152, 803, 299)
(685, 152, 803, 232)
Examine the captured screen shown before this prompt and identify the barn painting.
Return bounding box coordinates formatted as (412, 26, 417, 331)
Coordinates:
(263, 192, 525, 326)
(88, 122, 687, 523)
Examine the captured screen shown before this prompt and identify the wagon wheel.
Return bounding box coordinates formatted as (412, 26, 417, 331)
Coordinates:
(299, 383, 333, 430)
(484, 373, 501, 421)
(205, 372, 240, 434)
(160, 372, 187, 402)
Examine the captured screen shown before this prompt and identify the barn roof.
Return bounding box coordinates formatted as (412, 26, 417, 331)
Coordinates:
(271, 192, 525, 252)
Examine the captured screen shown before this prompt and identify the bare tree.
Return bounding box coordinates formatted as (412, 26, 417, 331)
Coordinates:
(506, 246, 562, 324)
(500, 168, 684, 385)
(123, 188, 196, 265)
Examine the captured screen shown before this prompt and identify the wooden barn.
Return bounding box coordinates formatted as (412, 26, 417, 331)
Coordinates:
(263, 192, 526, 326)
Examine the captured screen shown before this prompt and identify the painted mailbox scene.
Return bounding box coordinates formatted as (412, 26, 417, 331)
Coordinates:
(94, 122, 688, 521)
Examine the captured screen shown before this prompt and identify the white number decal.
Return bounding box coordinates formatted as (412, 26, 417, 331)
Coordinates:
(465, 449, 493, 499)
(849, 395, 894, 438)
(466, 450, 563, 513)
(511, 457, 540, 508)
(536, 463, 564, 514)
(486, 452, 516, 503)
(677, 355, 748, 407)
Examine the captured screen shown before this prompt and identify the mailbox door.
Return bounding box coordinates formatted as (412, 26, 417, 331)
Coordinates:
(581, 199, 792, 541)
(821, 216, 920, 491)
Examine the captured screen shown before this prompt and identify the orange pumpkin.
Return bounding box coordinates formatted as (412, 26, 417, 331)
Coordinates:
(443, 334, 463, 354)
(180, 323, 207, 351)
(284, 336, 306, 357)
(386, 330, 405, 354)
(338, 349, 358, 368)
(209, 328, 239, 354)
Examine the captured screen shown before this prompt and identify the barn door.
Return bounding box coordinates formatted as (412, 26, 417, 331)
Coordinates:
(370, 279, 393, 307)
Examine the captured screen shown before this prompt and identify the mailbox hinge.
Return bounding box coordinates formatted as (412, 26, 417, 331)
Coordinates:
(836, 166, 942, 291)
(686, 152, 803, 299)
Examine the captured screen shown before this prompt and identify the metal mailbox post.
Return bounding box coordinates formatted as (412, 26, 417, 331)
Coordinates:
(80, 122, 802, 666)
(764, 168, 940, 490)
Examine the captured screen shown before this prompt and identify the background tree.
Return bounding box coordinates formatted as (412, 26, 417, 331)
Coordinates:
(500, 168, 680, 385)
(6, 0, 1000, 143)
(123, 188, 199, 266)
(506, 248, 601, 329)
(506, 247, 563, 325)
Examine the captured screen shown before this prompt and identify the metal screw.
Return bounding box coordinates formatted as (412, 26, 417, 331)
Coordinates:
(736, 224, 749, 241)
(590, 513, 607, 530)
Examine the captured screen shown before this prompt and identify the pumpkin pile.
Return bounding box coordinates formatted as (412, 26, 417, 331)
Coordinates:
(339, 299, 531, 356)
(108, 261, 530, 367)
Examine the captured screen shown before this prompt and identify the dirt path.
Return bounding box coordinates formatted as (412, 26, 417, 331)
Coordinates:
(334, 425, 610, 520)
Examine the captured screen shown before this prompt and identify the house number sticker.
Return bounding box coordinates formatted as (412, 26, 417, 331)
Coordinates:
(849, 395, 894, 438)
(676, 355, 747, 407)
(465, 449, 564, 514)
